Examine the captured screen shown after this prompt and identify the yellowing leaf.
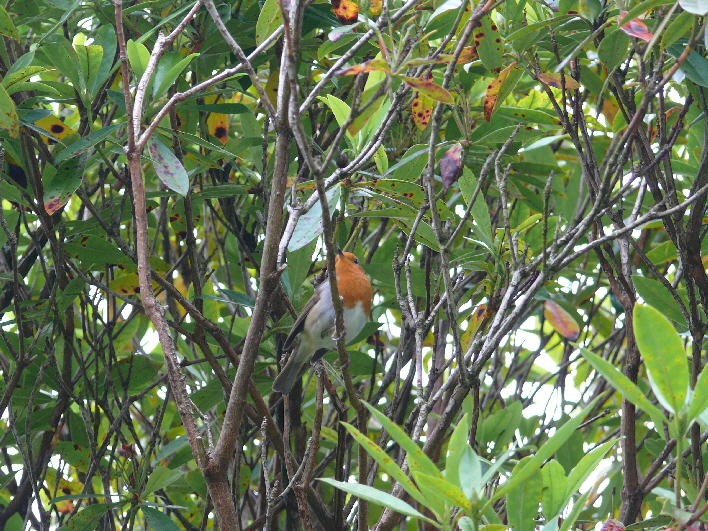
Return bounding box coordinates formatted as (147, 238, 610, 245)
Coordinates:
(411, 91, 434, 130)
(537, 73, 580, 90)
(399, 76, 454, 104)
(331, 0, 358, 24)
(544, 300, 580, 341)
(439, 46, 479, 64)
(336, 58, 391, 76)
(483, 62, 516, 122)
(34, 115, 75, 142)
(207, 113, 229, 145)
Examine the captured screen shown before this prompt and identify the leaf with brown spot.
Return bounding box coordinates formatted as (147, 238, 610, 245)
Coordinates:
(147, 135, 189, 195)
(440, 142, 463, 192)
(336, 57, 391, 76)
(544, 300, 580, 341)
(265, 69, 279, 109)
(483, 62, 517, 122)
(411, 91, 434, 130)
(438, 46, 479, 64)
(34, 115, 75, 143)
(619, 11, 654, 41)
(331, 0, 358, 24)
(476, 15, 503, 72)
(369, 0, 382, 14)
(43, 153, 87, 215)
(399, 76, 454, 104)
(537, 73, 580, 90)
(207, 113, 229, 146)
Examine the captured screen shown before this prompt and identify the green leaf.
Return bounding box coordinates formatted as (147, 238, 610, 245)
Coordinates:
(662, 11, 694, 48)
(153, 52, 198, 99)
(633, 304, 688, 414)
(413, 471, 471, 512)
(477, 14, 504, 72)
(42, 41, 83, 93)
(141, 506, 181, 531)
(53, 124, 120, 165)
(319, 479, 438, 525)
(90, 25, 117, 96)
(144, 466, 184, 495)
(688, 363, 708, 423)
(541, 460, 567, 518)
(147, 135, 190, 196)
(363, 402, 442, 480)
(0, 4, 19, 41)
(43, 154, 87, 215)
(458, 446, 484, 499)
(460, 168, 494, 251)
(59, 503, 120, 531)
(598, 29, 631, 71)
(507, 456, 543, 531)
(632, 275, 687, 326)
(127, 39, 151, 82)
(0, 84, 18, 137)
(1, 66, 48, 91)
(558, 491, 590, 531)
(667, 45, 708, 87)
(564, 440, 616, 501)
(255, 0, 283, 47)
(445, 413, 470, 489)
(580, 348, 668, 427)
(342, 422, 427, 507)
(490, 398, 599, 503)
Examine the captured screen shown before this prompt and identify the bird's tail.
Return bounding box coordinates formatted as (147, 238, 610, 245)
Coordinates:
(272, 344, 309, 395)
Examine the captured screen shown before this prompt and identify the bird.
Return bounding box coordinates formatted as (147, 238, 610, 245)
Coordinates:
(273, 250, 372, 395)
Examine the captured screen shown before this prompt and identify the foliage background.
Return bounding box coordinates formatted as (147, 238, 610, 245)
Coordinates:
(2, 0, 708, 528)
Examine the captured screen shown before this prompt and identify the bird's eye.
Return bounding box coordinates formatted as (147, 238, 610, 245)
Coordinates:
(353, 258, 359, 264)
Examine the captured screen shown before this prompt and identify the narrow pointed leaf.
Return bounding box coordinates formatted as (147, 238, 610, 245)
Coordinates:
(319, 479, 438, 525)
(363, 402, 442, 479)
(580, 348, 667, 426)
(342, 422, 427, 506)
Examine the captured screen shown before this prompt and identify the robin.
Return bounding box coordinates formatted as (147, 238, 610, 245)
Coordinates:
(273, 250, 373, 395)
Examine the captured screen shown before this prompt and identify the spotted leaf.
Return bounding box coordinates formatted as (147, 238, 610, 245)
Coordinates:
(331, 0, 358, 24)
(34, 115, 75, 143)
(411, 91, 434, 130)
(483, 63, 517, 122)
(207, 113, 229, 145)
(474, 15, 503, 73)
(147, 135, 189, 196)
(438, 46, 479, 64)
(43, 154, 87, 215)
(0, 84, 18, 137)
